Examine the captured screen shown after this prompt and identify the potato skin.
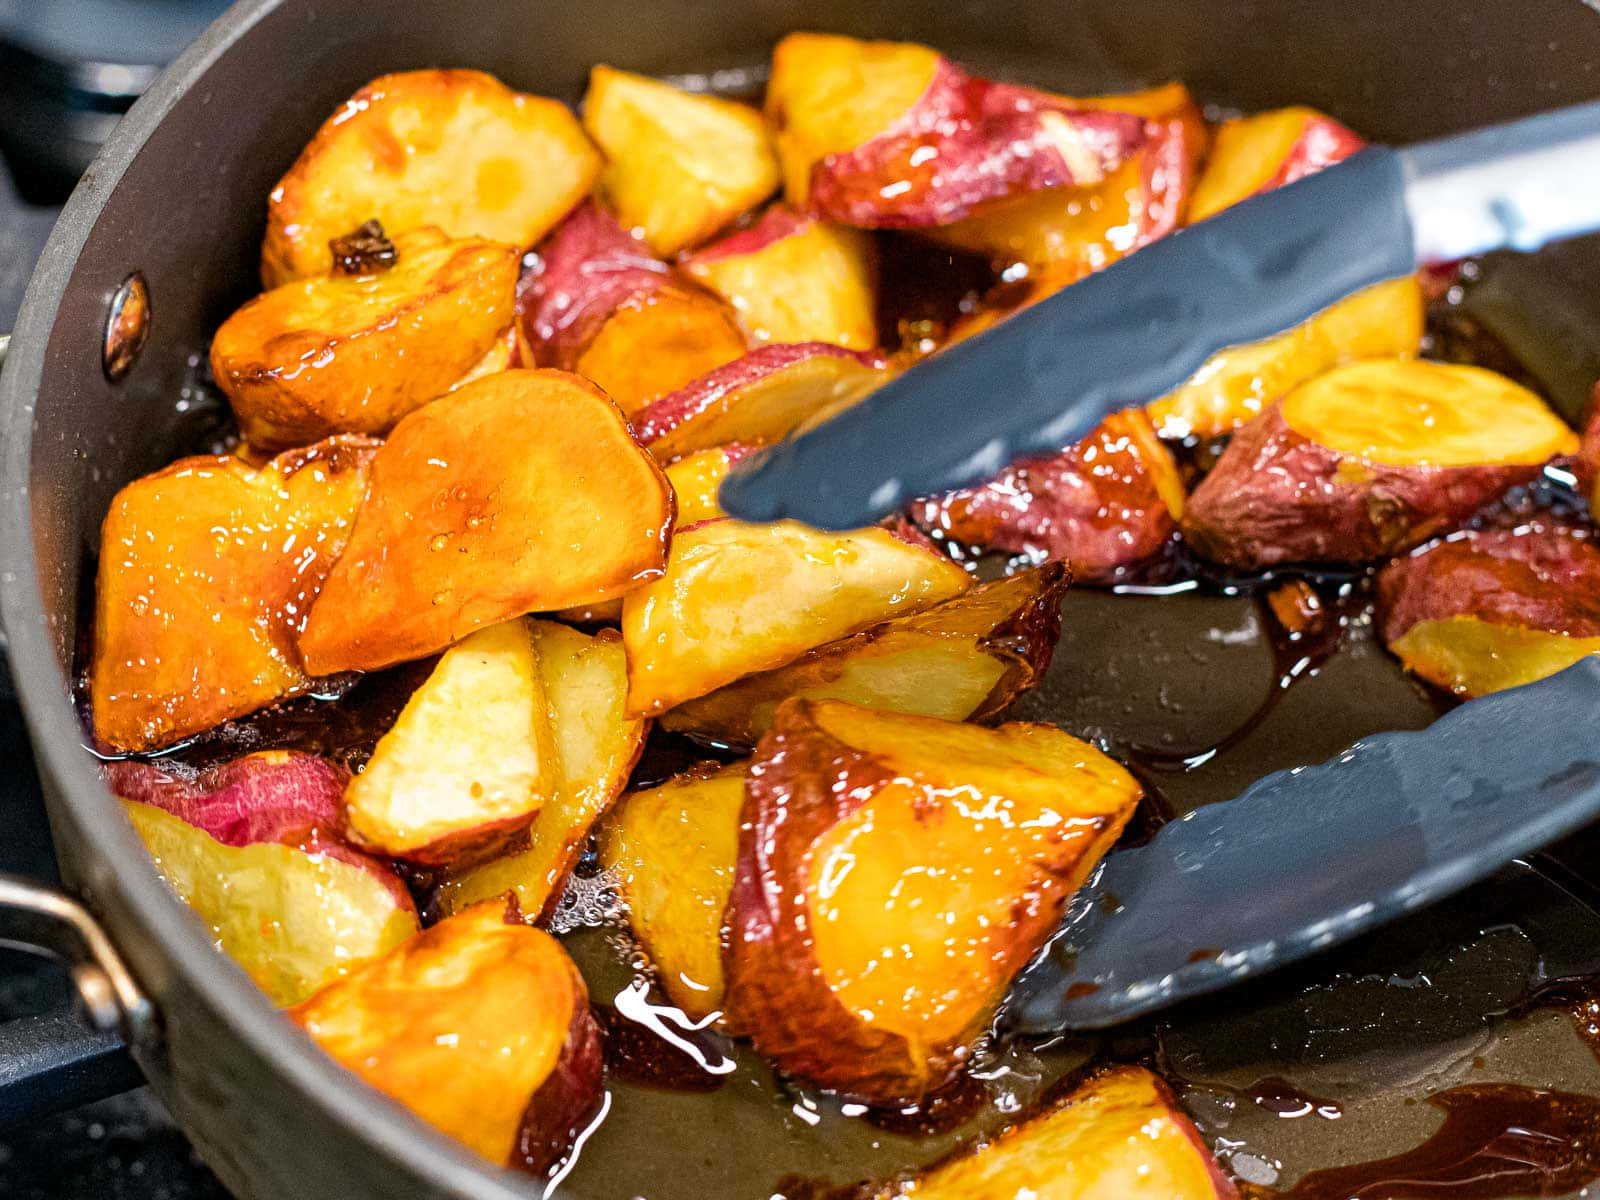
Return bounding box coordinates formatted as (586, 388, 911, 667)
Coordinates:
(1182, 405, 1544, 567)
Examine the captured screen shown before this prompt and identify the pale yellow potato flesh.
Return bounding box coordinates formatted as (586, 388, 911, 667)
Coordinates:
(1392, 615, 1600, 698)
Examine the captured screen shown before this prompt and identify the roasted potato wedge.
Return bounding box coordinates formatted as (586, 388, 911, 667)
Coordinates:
(723, 699, 1140, 1102)
(214, 227, 518, 450)
(436, 621, 646, 920)
(1378, 523, 1600, 697)
(92, 436, 377, 753)
(662, 444, 754, 526)
(1579, 386, 1600, 509)
(919, 411, 1185, 583)
(262, 69, 599, 284)
(1189, 105, 1365, 224)
(662, 563, 1067, 746)
(124, 799, 416, 1006)
(622, 519, 972, 716)
(583, 66, 779, 255)
(289, 900, 604, 1175)
(300, 369, 673, 675)
(897, 1066, 1238, 1199)
(598, 762, 746, 1021)
(1183, 360, 1577, 567)
(682, 206, 878, 349)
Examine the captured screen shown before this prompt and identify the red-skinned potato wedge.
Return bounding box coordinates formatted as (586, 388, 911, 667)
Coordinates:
(262, 69, 599, 285)
(1577, 384, 1600, 511)
(122, 798, 416, 1006)
(106, 750, 347, 847)
(722, 699, 1140, 1103)
(214, 227, 519, 450)
(918, 411, 1185, 583)
(662, 563, 1068, 746)
(1182, 360, 1577, 568)
(343, 618, 557, 867)
(91, 436, 377, 753)
(682, 206, 878, 349)
(435, 621, 646, 920)
(622, 519, 972, 716)
(1377, 522, 1600, 697)
(300, 369, 673, 675)
(521, 202, 747, 414)
(583, 66, 779, 256)
(768, 34, 1145, 227)
(633, 342, 890, 461)
(1188, 105, 1365, 224)
(599, 762, 746, 1021)
(896, 1066, 1238, 1199)
(289, 899, 604, 1176)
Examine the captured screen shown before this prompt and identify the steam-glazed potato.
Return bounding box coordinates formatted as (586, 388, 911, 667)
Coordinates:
(662, 563, 1068, 746)
(436, 621, 646, 921)
(918, 411, 1185, 583)
(583, 66, 780, 255)
(621, 520, 973, 716)
(92, 437, 377, 754)
(1183, 360, 1577, 568)
(1377, 523, 1600, 697)
(722, 700, 1140, 1103)
(123, 798, 416, 1006)
(262, 69, 599, 285)
(213, 227, 518, 450)
(599, 763, 746, 1021)
(682, 207, 878, 349)
(1188, 105, 1365, 223)
(522, 202, 747, 414)
(289, 900, 604, 1176)
(300, 370, 673, 675)
(897, 1067, 1239, 1200)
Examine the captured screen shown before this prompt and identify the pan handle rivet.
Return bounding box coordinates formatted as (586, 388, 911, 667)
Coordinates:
(103, 272, 151, 383)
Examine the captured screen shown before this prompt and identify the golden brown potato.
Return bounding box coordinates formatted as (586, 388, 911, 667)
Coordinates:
(662, 444, 752, 526)
(722, 700, 1141, 1103)
(289, 900, 604, 1175)
(436, 621, 646, 920)
(300, 370, 673, 675)
(262, 69, 599, 285)
(213, 228, 518, 450)
(583, 65, 779, 255)
(599, 762, 746, 1021)
(661, 563, 1068, 746)
(1188, 105, 1365, 223)
(621, 520, 972, 716)
(91, 437, 377, 753)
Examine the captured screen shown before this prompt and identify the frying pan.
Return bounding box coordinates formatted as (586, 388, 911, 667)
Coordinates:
(3, 1, 1600, 1197)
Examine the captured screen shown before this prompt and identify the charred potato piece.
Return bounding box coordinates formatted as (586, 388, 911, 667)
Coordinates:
(91, 437, 377, 753)
(289, 900, 604, 1175)
(682, 206, 878, 349)
(262, 69, 599, 285)
(599, 763, 746, 1021)
(583, 66, 779, 255)
(1378, 523, 1600, 697)
(622, 519, 972, 716)
(662, 563, 1068, 746)
(1189, 105, 1365, 223)
(436, 621, 646, 920)
(300, 369, 672, 675)
(723, 699, 1140, 1103)
(1183, 360, 1577, 568)
(214, 228, 518, 450)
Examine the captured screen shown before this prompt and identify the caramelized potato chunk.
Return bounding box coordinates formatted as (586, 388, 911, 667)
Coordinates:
(436, 621, 646, 920)
(899, 1067, 1238, 1199)
(622, 520, 972, 716)
(662, 444, 754, 526)
(289, 901, 604, 1175)
(124, 799, 416, 1006)
(1183, 361, 1577, 567)
(683, 207, 878, 349)
(262, 70, 599, 284)
(662, 563, 1067, 746)
(1189, 105, 1365, 224)
(599, 763, 746, 1020)
(214, 228, 518, 450)
(300, 369, 672, 675)
(583, 66, 779, 255)
(92, 437, 377, 753)
(724, 700, 1140, 1102)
